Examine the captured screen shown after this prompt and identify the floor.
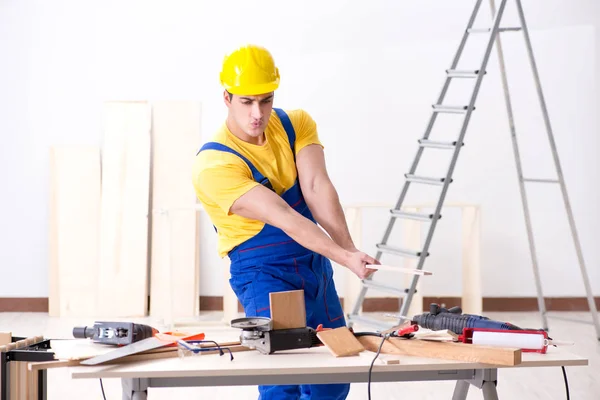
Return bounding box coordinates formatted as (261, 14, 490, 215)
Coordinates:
(1, 311, 598, 399)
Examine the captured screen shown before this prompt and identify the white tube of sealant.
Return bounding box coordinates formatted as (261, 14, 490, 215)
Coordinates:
(471, 331, 547, 351)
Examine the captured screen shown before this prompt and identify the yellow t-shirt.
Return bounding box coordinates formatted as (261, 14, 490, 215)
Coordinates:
(192, 108, 322, 257)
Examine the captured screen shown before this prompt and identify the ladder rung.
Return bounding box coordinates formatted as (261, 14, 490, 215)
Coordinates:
(376, 244, 428, 258)
(446, 69, 484, 78)
(467, 27, 522, 33)
(523, 178, 559, 184)
(432, 104, 473, 114)
(418, 139, 462, 149)
(405, 174, 452, 186)
(347, 315, 394, 331)
(499, 27, 522, 32)
(362, 281, 406, 296)
(467, 28, 491, 33)
(390, 209, 441, 222)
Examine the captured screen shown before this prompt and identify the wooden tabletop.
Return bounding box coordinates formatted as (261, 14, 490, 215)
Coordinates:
(70, 345, 588, 381)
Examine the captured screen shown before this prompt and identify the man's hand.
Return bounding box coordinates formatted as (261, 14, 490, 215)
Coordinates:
(345, 250, 380, 280)
(296, 145, 381, 279)
(230, 185, 381, 278)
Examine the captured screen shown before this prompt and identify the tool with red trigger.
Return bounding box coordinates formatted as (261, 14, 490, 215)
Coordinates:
(409, 303, 573, 353)
(395, 324, 419, 338)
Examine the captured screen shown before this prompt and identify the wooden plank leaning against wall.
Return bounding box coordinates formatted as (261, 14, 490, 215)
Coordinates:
(49, 101, 202, 319)
(149, 102, 202, 321)
(97, 102, 152, 317)
(49, 146, 101, 317)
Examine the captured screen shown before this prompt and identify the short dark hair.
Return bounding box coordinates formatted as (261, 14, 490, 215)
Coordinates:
(227, 91, 233, 101)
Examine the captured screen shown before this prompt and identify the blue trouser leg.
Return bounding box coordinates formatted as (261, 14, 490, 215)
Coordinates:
(229, 252, 350, 400)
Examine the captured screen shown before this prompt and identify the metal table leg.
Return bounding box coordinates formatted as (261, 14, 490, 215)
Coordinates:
(452, 369, 499, 400)
(122, 378, 149, 400)
(482, 380, 500, 400)
(452, 380, 470, 400)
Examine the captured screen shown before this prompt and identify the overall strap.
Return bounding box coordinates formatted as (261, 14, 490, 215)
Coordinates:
(197, 142, 272, 190)
(273, 108, 296, 159)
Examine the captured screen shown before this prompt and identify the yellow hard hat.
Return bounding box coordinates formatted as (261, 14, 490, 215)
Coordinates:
(220, 44, 280, 95)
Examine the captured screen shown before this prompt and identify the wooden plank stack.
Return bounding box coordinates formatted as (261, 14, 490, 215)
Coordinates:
(48, 101, 202, 318)
(97, 102, 151, 317)
(49, 146, 101, 317)
(149, 101, 202, 320)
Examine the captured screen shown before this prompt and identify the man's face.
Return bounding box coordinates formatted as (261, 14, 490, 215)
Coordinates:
(224, 91, 274, 138)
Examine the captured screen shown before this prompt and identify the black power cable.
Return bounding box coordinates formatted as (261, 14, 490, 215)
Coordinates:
(99, 378, 107, 400)
(546, 339, 570, 400)
(561, 366, 570, 400)
(367, 334, 389, 400)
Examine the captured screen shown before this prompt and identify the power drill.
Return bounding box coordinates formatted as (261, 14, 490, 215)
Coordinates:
(411, 303, 524, 335)
(73, 321, 158, 346)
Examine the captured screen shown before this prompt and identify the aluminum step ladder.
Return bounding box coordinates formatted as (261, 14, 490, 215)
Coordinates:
(347, 0, 600, 340)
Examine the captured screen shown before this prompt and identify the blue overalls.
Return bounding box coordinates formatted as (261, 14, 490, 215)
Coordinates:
(198, 109, 350, 400)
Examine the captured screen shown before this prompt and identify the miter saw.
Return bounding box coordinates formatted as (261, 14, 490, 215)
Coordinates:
(231, 317, 322, 354)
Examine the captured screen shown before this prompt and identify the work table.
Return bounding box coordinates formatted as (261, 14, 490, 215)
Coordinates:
(66, 343, 587, 400)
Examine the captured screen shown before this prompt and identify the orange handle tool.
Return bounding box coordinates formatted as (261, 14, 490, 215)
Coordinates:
(156, 332, 206, 347)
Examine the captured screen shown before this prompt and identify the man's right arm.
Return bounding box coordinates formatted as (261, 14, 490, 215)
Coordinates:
(230, 185, 377, 279)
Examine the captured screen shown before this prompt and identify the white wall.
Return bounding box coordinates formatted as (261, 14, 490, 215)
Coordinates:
(1, 0, 598, 300)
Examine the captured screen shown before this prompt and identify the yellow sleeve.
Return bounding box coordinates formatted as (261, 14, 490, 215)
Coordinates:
(192, 152, 260, 215)
(289, 109, 323, 155)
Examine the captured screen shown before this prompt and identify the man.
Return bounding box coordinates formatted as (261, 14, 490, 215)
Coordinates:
(192, 44, 379, 400)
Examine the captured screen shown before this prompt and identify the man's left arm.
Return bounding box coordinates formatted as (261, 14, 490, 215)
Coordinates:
(296, 144, 358, 252)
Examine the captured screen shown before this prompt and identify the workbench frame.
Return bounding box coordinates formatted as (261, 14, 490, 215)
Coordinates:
(120, 368, 499, 400)
(66, 341, 587, 400)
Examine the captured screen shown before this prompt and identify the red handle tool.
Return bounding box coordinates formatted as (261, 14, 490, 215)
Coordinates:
(396, 324, 419, 338)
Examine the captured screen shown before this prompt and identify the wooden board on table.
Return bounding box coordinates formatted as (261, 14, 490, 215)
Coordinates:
(149, 101, 202, 320)
(30, 343, 250, 371)
(49, 146, 101, 317)
(47, 338, 183, 362)
(356, 335, 403, 355)
(269, 290, 306, 330)
(31, 339, 244, 371)
(413, 329, 458, 342)
(98, 102, 151, 317)
(358, 336, 522, 366)
(317, 327, 364, 357)
(378, 358, 400, 365)
(29, 359, 81, 371)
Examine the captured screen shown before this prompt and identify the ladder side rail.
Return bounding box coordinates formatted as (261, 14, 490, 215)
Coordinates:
(399, 0, 511, 318)
(350, 0, 489, 319)
(488, 0, 548, 329)
(514, 0, 600, 338)
(374, 0, 486, 259)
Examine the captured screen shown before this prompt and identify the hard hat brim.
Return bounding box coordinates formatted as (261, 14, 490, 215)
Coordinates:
(224, 81, 279, 96)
